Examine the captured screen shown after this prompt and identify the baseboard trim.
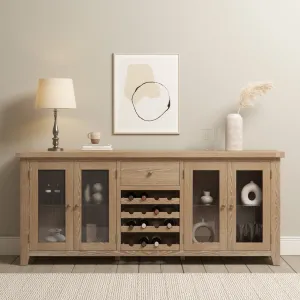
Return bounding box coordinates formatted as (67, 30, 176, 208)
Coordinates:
(0, 236, 299, 256)
(0, 237, 20, 255)
(280, 236, 300, 255)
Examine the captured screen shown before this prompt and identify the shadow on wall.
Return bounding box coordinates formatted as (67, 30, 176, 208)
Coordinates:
(0, 94, 47, 236)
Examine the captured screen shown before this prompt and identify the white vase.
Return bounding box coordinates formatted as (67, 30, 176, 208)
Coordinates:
(201, 191, 213, 204)
(226, 113, 243, 150)
(84, 184, 91, 203)
(241, 181, 262, 206)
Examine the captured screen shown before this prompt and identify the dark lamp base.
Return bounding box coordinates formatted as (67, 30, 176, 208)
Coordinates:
(48, 147, 64, 152)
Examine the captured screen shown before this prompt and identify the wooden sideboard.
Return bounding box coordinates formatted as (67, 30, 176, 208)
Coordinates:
(17, 150, 284, 265)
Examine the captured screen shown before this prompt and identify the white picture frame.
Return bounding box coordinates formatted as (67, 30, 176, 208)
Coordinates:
(113, 54, 179, 134)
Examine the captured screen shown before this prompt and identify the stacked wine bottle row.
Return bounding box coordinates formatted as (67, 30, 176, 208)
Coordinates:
(120, 191, 180, 250)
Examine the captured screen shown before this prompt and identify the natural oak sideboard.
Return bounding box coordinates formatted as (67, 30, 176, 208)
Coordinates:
(17, 150, 284, 265)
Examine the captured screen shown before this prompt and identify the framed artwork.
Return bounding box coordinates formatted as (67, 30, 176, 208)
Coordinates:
(113, 54, 179, 134)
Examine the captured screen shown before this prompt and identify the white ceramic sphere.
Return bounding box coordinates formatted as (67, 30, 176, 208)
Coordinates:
(93, 183, 103, 192)
(92, 192, 103, 203)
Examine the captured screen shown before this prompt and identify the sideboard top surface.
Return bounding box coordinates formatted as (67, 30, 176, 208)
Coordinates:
(16, 150, 285, 159)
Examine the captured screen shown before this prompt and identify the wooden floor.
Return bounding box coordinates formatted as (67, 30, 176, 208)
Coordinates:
(0, 256, 299, 273)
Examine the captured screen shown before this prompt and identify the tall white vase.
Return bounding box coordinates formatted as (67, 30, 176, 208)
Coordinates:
(226, 113, 243, 150)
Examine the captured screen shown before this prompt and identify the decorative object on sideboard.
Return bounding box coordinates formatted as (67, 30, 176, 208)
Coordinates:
(84, 184, 91, 203)
(92, 192, 103, 204)
(192, 219, 215, 243)
(92, 182, 104, 204)
(236, 223, 263, 242)
(87, 132, 101, 144)
(241, 181, 262, 206)
(45, 228, 65, 242)
(93, 183, 103, 192)
(200, 191, 213, 205)
(113, 54, 179, 134)
(225, 82, 273, 151)
(36, 78, 76, 151)
(226, 113, 243, 151)
(81, 144, 113, 151)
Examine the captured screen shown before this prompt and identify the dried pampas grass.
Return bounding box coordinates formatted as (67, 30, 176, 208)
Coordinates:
(237, 82, 273, 113)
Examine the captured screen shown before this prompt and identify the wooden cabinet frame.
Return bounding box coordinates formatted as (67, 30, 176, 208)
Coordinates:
(29, 161, 74, 251)
(228, 162, 271, 251)
(184, 162, 227, 251)
(17, 151, 283, 265)
(73, 162, 117, 251)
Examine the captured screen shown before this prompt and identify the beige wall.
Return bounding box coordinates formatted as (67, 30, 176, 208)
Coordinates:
(0, 1, 298, 236)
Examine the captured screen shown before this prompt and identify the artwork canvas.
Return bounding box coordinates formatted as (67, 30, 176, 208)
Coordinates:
(113, 54, 179, 134)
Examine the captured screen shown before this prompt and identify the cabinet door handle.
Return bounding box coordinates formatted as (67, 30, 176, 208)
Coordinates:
(74, 204, 80, 210)
(147, 171, 153, 176)
(65, 204, 71, 210)
(220, 204, 226, 210)
(229, 204, 234, 210)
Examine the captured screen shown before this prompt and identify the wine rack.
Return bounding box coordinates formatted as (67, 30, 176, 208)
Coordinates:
(120, 190, 180, 250)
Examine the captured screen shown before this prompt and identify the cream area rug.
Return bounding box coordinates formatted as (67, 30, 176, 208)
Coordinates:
(0, 273, 300, 300)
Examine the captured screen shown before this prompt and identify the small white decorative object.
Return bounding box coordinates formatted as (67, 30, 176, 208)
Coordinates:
(45, 235, 57, 242)
(92, 192, 103, 204)
(84, 184, 91, 203)
(45, 228, 65, 242)
(93, 183, 103, 192)
(226, 82, 273, 151)
(200, 191, 213, 205)
(241, 181, 262, 206)
(226, 113, 243, 150)
(54, 232, 66, 242)
(192, 219, 214, 243)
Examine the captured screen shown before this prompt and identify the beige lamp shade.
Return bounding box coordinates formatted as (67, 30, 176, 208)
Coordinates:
(36, 78, 76, 109)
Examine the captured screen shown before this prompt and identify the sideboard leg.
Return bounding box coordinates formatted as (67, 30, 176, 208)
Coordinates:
(271, 161, 280, 266)
(271, 253, 280, 266)
(20, 252, 29, 266)
(180, 256, 185, 261)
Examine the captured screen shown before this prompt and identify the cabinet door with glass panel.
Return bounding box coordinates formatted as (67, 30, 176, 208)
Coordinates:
(30, 162, 73, 251)
(228, 162, 271, 251)
(74, 162, 116, 251)
(184, 162, 227, 250)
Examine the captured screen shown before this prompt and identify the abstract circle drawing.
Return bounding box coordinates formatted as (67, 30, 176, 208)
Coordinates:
(131, 81, 171, 122)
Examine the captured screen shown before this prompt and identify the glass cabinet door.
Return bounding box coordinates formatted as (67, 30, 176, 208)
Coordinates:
(229, 162, 270, 251)
(184, 162, 227, 250)
(74, 162, 116, 251)
(30, 162, 73, 251)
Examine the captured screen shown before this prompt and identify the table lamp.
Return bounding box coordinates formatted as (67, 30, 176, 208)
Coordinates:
(36, 78, 76, 151)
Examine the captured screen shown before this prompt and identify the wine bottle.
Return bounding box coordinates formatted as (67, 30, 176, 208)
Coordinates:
(152, 206, 160, 215)
(126, 220, 136, 230)
(140, 192, 148, 201)
(139, 236, 149, 247)
(140, 219, 149, 229)
(152, 220, 160, 228)
(164, 219, 175, 229)
(152, 236, 162, 248)
(166, 206, 176, 214)
(127, 192, 136, 201)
